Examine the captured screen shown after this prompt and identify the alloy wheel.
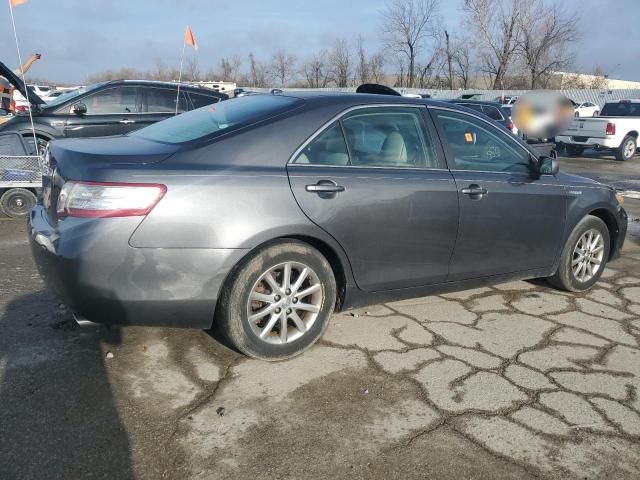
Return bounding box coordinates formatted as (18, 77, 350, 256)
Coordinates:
(571, 229, 605, 283)
(624, 139, 635, 159)
(247, 261, 323, 344)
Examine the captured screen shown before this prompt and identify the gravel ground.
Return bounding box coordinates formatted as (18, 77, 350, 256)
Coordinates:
(1, 185, 639, 479)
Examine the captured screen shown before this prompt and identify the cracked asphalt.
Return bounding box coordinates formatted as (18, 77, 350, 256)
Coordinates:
(1, 178, 640, 479)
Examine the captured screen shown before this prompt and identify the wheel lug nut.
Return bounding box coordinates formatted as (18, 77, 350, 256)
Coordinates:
(286, 308, 292, 314)
(293, 298, 298, 304)
(285, 289, 291, 295)
(275, 307, 281, 313)
(274, 295, 281, 301)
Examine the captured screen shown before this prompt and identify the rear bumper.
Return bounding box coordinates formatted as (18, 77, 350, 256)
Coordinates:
(28, 205, 248, 329)
(556, 135, 619, 149)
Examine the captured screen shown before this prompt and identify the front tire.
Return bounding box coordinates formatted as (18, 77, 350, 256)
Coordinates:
(615, 135, 636, 162)
(548, 215, 610, 292)
(216, 240, 336, 361)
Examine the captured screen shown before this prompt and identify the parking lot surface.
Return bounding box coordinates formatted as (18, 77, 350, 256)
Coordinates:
(1, 158, 640, 480)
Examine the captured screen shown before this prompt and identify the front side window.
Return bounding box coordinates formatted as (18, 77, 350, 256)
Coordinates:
(82, 86, 137, 114)
(145, 87, 187, 113)
(434, 109, 530, 174)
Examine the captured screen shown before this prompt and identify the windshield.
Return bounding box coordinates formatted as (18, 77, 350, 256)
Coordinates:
(600, 102, 640, 117)
(131, 95, 302, 144)
(45, 83, 106, 107)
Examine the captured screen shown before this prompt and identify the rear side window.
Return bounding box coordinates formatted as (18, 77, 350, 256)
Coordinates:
(294, 107, 438, 169)
(482, 105, 504, 121)
(145, 87, 188, 113)
(600, 102, 640, 117)
(83, 86, 138, 114)
(189, 92, 220, 109)
(131, 95, 301, 144)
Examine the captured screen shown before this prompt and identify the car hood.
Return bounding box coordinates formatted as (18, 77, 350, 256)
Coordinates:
(0, 60, 45, 105)
(556, 171, 611, 189)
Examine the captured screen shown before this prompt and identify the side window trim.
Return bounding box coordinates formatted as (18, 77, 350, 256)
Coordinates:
(428, 105, 534, 174)
(289, 104, 447, 170)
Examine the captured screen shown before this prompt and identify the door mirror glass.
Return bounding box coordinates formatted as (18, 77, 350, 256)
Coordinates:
(72, 102, 87, 115)
(538, 156, 559, 175)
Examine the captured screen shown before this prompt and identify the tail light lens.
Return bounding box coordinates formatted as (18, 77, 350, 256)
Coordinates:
(606, 122, 616, 135)
(507, 121, 514, 131)
(57, 181, 166, 218)
(15, 105, 29, 112)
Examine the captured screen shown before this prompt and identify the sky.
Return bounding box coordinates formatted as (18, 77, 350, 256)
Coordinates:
(0, 0, 636, 85)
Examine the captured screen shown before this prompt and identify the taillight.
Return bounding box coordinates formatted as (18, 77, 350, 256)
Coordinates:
(15, 105, 29, 112)
(57, 181, 166, 218)
(507, 121, 514, 131)
(606, 122, 616, 135)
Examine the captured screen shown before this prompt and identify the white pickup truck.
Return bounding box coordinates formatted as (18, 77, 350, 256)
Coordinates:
(556, 99, 640, 161)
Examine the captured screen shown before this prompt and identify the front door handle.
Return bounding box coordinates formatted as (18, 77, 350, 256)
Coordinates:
(461, 184, 488, 199)
(119, 119, 135, 124)
(305, 180, 345, 197)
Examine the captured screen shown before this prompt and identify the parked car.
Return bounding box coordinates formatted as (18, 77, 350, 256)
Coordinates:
(573, 101, 600, 118)
(29, 92, 627, 360)
(556, 99, 640, 161)
(446, 99, 515, 133)
(493, 95, 519, 105)
(0, 61, 228, 154)
(42, 90, 70, 103)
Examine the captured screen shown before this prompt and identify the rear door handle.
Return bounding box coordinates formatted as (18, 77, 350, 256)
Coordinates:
(119, 119, 135, 124)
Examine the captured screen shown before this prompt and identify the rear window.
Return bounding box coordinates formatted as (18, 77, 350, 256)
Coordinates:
(600, 102, 640, 117)
(131, 95, 301, 144)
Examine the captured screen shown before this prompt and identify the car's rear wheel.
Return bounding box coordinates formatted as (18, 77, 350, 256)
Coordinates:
(216, 240, 336, 360)
(0, 188, 37, 218)
(615, 135, 636, 162)
(565, 145, 585, 156)
(548, 215, 610, 292)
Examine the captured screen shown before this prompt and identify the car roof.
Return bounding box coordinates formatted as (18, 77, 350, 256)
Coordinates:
(99, 79, 227, 95)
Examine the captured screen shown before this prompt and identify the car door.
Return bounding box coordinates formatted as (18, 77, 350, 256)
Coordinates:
(63, 86, 139, 138)
(287, 105, 459, 292)
(134, 86, 190, 131)
(430, 107, 567, 281)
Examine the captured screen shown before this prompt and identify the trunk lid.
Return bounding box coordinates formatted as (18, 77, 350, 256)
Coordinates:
(0, 60, 45, 106)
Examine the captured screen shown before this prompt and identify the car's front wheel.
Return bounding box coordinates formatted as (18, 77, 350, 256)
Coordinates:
(216, 240, 336, 360)
(548, 215, 610, 292)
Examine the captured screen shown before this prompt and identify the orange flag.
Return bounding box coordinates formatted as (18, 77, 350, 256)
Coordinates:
(9, 0, 28, 7)
(184, 25, 198, 51)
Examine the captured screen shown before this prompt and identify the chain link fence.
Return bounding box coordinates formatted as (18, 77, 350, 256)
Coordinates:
(0, 155, 43, 186)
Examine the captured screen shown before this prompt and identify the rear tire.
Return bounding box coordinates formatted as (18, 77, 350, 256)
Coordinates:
(615, 135, 636, 162)
(0, 188, 37, 218)
(565, 145, 584, 156)
(548, 215, 610, 292)
(216, 240, 336, 361)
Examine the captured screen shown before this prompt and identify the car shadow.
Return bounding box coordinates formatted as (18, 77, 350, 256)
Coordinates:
(0, 290, 135, 479)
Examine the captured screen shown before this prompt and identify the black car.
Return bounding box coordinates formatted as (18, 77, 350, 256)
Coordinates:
(0, 62, 228, 154)
(446, 99, 514, 133)
(29, 91, 627, 360)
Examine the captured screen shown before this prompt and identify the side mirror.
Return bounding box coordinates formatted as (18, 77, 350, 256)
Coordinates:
(72, 102, 87, 115)
(538, 155, 559, 175)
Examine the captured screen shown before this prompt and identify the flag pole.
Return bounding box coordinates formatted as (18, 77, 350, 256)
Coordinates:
(175, 39, 186, 115)
(8, 1, 39, 154)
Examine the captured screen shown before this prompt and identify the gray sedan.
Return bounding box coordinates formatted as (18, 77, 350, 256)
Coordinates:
(29, 92, 628, 360)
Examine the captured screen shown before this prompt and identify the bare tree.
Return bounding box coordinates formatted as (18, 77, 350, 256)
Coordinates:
(463, 0, 524, 89)
(519, 1, 578, 89)
(270, 50, 297, 87)
(589, 67, 609, 89)
(369, 52, 387, 83)
(444, 30, 454, 89)
(355, 36, 370, 84)
(381, 0, 440, 88)
(183, 57, 200, 81)
(452, 37, 473, 89)
(301, 50, 331, 88)
(248, 52, 268, 87)
(329, 39, 353, 87)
